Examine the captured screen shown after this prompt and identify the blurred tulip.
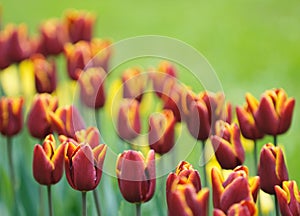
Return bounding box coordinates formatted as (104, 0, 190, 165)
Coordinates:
(122, 67, 146, 102)
(254, 89, 295, 136)
(64, 9, 96, 43)
(0, 97, 24, 136)
(89, 38, 111, 72)
(236, 93, 264, 140)
(258, 143, 289, 194)
(213, 200, 257, 216)
(50, 105, 85, 139)
(117, 99, 141, 141)
(211, 121, 245, 170)
(33, 134, 66, 185)
(38, 19, 68, 56)
(148, 109, 175, 155)
(65, 140, 107, 191)
(31, 54, 57, 94)
(64, 41, 91, 80)
(116, 150, 156, 203)
(0, 32, 10, 69)
(75, 126, 100, 149)
(212, 166, 260, 213)
(78, 67, 106, 109)
(275, 180, 300, 216)
(27, 93, 58, 139)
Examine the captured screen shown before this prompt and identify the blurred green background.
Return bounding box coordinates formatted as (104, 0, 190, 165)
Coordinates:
(1, 0, 300, 215)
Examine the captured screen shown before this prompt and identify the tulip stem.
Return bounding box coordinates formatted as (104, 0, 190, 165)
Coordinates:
(253, 140, 258, 174)
(136, 203, 141, 216)
(201, 140, 207, 187)
(47, 185, 53, 216)
(93, 189, 101, 216)
(7, 137, 16, 198)
(274, 135, 277, 146)
(82, 192, 87, 216)
(275, 194, 279, 216)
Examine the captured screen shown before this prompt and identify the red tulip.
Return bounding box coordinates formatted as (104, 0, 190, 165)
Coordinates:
(254, 89, 295, 136)
(258, 143, 289, 194)
(213, 200, 257, 216)
(275, 180, 300, 216)
(212, 166, 260, 213)
(27, 93, 58, 139)
(0, 32, 10, 69)
(211, 121, 245, 169)
(64, 9, 96, 43)
(148, 109, 175, 155)
(78, 67, 106, 109)
(75, 127, 100, 149)
(33, 134, 66, 185)
(116, 150, 156, 203)
(117, 99, 141, 141)
(49, 105, 86, 139)
(31, 54, 57, 94)
(89, 38, 111, 72)
(65, 141, 107, 191)
(0, 97, 24, 136)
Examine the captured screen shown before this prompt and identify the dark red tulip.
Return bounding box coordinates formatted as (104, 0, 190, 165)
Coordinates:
(258, 143, 289, 194)
(75, 127, 100, 149)
(31, 54, 57, 94)
(64, 9, 96, 43)
(117, 99, 141, 141)
(213, 200, 257, 216)
(212, 166, 260, 213)
(275, 180, 300, 216)
(78, 67, 106, 109)
(27, 93, 58, 139)
(148, 109, 175, 155)
(33, 134, 66, 185)
(49, 105, 85, 139)
(116, 150, 156, 203)
(65, 141, 107, 191)
(211, 121, 245, 170)
(254, 89, 295, 136)
(0, 97, 24, 136)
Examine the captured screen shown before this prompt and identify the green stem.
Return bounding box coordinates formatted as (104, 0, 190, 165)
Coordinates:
(136, 203, 141, 216)
(253, 140, 258, 175)
(275, 194, 279, 216)
(201, 140, 207, 187)
(7, 137, 16, 196)
(82, 192, 87, 216)
(274, 135, 277, 146)
(47, 185, 53, 216)
(93, 189, 101, 216)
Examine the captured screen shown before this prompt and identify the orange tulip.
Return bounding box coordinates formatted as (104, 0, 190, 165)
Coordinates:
(89, 38, 111, 72)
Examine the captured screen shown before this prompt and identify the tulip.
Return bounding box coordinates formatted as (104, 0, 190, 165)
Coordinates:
(0, 32, 10, 69)
(75, 127, 100, 149)
(64, 9, 96, 43)
(65, 141, 107, 191)
(0, 97, 24, 137)
(122, 67, 146, 102)
(211, 121, 245, 170)
(148, 109, 175, 155)
(31, 54, 57, 94)
(213, 200, 257, 216)
(64, 41, 92, 80)
(254, 89, 295, 136)
(275, 180, 300, 216)
(27, 93, 58, 139)
(211, 166, 260, 213)
(258, 143, 289, 194)
(50, 105, 86, 139)
(33, 134, 66, 185)
(117, 99, 141, 141)
(116, 150, 156, 203)
(89, 38, 111, 72)
(78, 67, 106, 109)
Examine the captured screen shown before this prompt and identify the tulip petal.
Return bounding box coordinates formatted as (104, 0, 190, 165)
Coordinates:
(211, 168, 224, 209)
(51, 143, 67, 184)
(275, 185, 293, 216)
(279, 98, 295, 134)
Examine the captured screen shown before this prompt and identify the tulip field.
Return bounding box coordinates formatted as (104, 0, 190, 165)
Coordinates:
(1, 1, 300, 216)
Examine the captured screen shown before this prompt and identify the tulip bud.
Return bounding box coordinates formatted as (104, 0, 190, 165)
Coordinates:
(65, 141, 107, 191)
(116, 150, 156, 203)
(31, 54, 57, 94)
(258, 143, 289, 194)
(148, 109, 175, 155)
(78, 67, 106, 109)
(64, 9, 96, 43)
(50, 105, 85, 139)
(33, 134, 66, 185)
(213, 200, 257, 216)
(275, 180, 300, 216)
(27, 93, 58, 139)
(117, 99, 141, 141)
(211, 121, 245, 170)
(254, 89, 295, 136)
(89, 38, 111, 72)
(75, 127, 100, 149)
(161, 83, 182, 122)
(0, 97, 24, 136)
(211, 166, 260, 213)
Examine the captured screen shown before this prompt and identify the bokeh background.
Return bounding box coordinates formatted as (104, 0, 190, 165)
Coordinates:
(1, 0, 300, 215)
